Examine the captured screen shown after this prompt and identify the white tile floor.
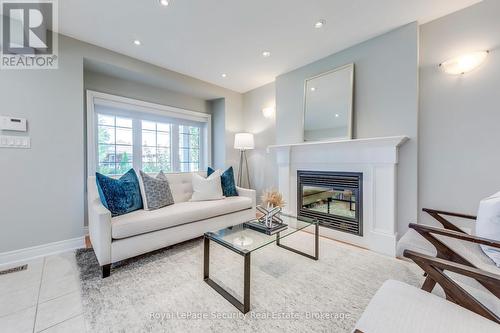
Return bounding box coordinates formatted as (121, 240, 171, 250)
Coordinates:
(0, 251, 86, 333)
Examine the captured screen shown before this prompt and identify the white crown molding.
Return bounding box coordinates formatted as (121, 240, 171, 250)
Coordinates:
(0, 237, 85, 268)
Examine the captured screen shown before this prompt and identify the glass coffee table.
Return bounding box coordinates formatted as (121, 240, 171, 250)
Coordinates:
(203, 215, 319, 313)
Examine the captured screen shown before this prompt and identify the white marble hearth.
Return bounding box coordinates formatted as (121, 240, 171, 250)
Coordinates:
(268, 136, 409, 256)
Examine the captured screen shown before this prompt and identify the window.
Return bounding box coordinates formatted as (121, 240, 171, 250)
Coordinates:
(87, 91, 211, 176)
(97, 115, 133, 175)
(179, 125, 201, 172)
(141, 121, 172, 173)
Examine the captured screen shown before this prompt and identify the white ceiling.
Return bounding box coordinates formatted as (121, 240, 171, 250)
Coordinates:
(59, 0, 481, 93)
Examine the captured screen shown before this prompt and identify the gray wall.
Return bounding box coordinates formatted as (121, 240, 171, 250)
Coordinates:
(242, 82, 277, 199)
(0, 37, 85, 252)
(0, 34, 243, 253)
(84, 71, 210, 114)
(274, 23, 419, 236)
(209, 98, 227, 170)
(419, 0, 500, 224)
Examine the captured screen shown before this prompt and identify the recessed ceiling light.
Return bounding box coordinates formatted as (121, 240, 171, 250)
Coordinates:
(314, 20, 326, 29)
(221, 73, 227, 78)
(335, 114, 340, 118)
(310, 87, 316, 92)
(133, 39, 141, 46)
(262, 51, 271, 58)
(159, 0, 169, 6)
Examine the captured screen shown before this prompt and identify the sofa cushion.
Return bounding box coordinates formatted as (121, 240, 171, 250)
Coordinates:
(355, 280, 499, 333)
(165, 172, 199, 203)
(111, 196, 252, 239)
(95, 169, 143, 217)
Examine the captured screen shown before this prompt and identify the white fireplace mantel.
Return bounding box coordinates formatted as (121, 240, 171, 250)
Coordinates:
(268, 135, 408, 150)
(268, 136, 408, 162)
(267, 135, 409, 256)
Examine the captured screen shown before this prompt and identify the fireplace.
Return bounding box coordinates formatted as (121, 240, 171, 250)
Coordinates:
(297, 170, 363, 236)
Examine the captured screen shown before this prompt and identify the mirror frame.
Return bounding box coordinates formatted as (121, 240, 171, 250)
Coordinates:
(302, 63, 354, 142)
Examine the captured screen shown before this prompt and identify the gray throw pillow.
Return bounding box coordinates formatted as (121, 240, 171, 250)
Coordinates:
(138, 170, 174, 210)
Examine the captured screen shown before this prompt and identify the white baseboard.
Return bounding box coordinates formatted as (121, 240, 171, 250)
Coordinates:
(0, 237, 85, 268)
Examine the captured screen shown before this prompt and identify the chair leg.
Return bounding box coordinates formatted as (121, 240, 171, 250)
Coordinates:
(421, 276, 437, 292)
(102, 264, 111, 278)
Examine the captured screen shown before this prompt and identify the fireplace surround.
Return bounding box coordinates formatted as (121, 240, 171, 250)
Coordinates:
(298, 170, 363, 236)
(268, 136, 409, 256)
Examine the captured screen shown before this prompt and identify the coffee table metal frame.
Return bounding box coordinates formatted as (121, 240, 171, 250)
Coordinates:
(203, 219, 319, 314)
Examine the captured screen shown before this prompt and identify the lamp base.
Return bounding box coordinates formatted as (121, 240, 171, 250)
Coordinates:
(237, 150, 251, 189)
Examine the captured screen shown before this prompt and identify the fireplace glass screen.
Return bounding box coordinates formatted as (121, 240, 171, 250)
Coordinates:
(302, 186, 356, 219)
(297, 171, 362, 236)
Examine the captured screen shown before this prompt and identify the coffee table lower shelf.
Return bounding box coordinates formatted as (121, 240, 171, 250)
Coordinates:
(203, 222, 319, 314)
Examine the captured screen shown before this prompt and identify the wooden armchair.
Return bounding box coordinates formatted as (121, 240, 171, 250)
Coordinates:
(402, 208, 500, 323)
(353, 280, 499, 333)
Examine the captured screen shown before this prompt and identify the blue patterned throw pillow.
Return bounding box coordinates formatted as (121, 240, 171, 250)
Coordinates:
(207, 167, 238, 197)
(95, 169, 143, 217)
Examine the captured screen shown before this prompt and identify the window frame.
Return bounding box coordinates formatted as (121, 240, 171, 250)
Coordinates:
(86, 90, 211, 176)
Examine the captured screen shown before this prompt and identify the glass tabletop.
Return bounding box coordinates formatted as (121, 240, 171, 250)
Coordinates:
(205, 214, 317, 254)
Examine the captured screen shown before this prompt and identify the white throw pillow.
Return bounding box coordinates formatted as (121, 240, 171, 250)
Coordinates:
(476, 191, 500, 267)
(190, 170, 224, 202)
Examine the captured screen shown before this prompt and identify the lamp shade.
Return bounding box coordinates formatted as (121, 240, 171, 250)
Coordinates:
(234, 133, 255, 150)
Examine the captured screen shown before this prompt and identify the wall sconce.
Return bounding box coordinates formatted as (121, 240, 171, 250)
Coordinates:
(262, 106, 275, 119)
(439, 51, 489, 75)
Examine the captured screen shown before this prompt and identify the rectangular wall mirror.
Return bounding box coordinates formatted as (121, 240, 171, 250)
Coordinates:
(303, 63, 354, 142)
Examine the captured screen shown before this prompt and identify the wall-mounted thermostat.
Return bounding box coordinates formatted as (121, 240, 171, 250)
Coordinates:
(1, 116, 27, 132)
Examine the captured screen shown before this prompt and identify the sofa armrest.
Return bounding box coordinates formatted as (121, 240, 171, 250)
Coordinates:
(88, 197, 112, 266)
(236, 186, 256, 208)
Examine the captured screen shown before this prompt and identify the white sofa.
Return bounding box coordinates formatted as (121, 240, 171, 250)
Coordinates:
(87, 172, 256, 277)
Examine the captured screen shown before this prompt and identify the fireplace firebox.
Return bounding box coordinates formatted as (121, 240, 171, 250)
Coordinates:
(297, 170, 363, 236)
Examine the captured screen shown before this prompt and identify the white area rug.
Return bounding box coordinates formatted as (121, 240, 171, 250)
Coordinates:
(76, 232, 423, 332)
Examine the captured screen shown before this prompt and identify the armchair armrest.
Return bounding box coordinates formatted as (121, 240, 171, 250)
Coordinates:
(405, 249, 500, 285)
(236, 186, 256, 209)
(423, 208, 477, 220)
(409, 223, 500, 249)
(409, 222, 500, 301)
(422, 208, 476, 233)
(404, 249, 500, 323)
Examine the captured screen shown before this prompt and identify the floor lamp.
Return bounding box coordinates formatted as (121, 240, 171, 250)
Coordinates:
(234, 133, 254, 189)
